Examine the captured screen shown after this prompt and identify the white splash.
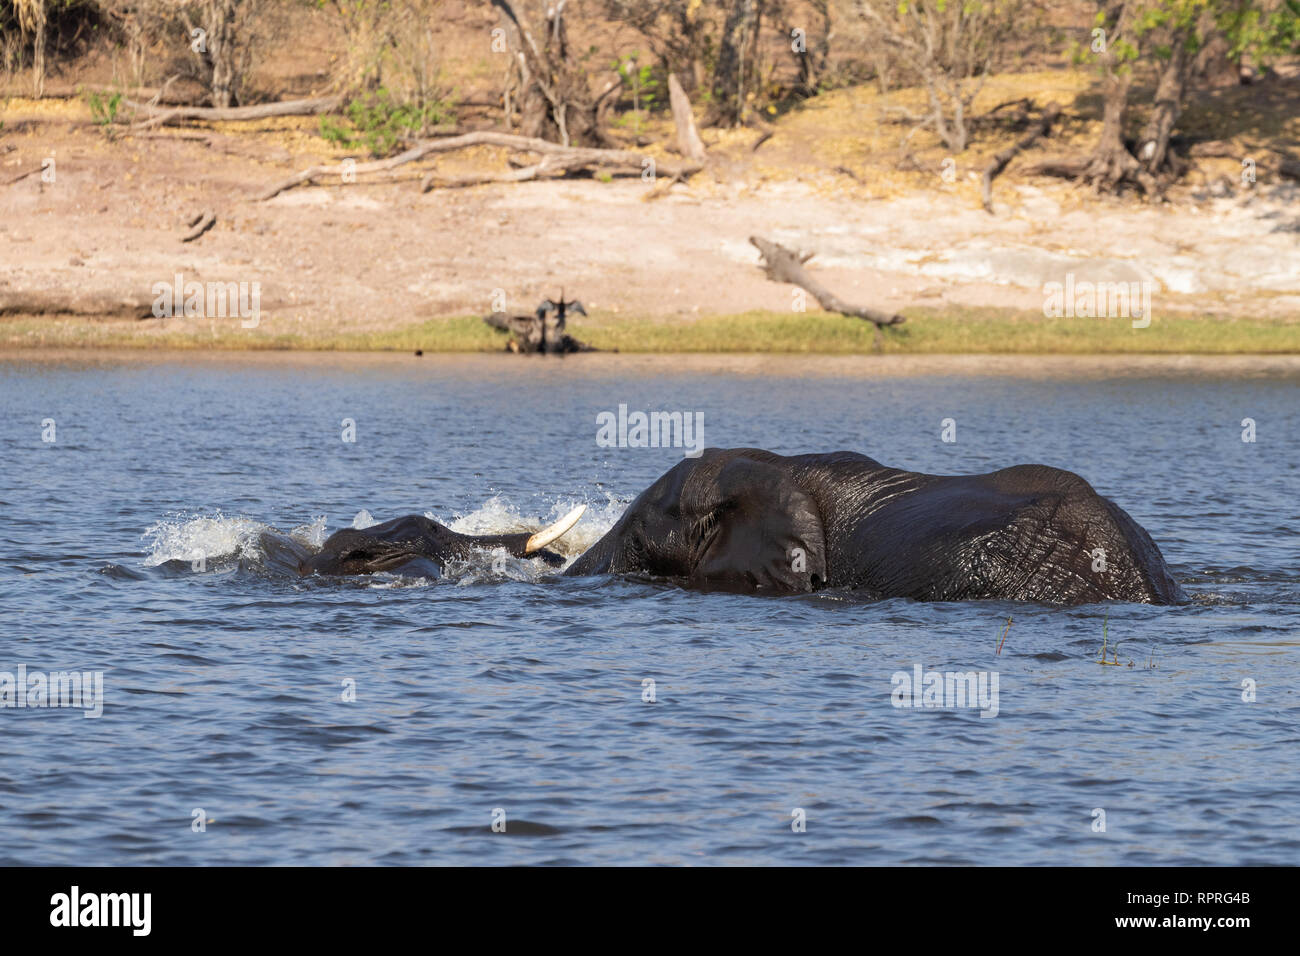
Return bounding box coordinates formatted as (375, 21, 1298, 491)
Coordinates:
(446, 494, 626, 558)
(141, 512, 266, 567)
(138, 494, 629, 576)
(289, 515, 329, 548)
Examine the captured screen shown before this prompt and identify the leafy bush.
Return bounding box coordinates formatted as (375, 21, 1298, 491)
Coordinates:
(319, 86, 454, 157)
(82, 87, 122, 138)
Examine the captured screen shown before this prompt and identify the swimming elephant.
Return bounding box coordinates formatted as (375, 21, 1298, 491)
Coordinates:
(562, 448, 1185, 605)
(276, 507, 587, 579)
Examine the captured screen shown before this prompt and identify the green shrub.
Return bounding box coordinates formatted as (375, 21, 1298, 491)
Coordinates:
(319, 86, 453, 158)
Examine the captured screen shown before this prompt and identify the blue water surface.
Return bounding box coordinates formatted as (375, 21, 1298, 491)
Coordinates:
(0, 353, 1296, 865)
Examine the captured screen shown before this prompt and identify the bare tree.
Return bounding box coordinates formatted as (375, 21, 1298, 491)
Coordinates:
(852, 0, 1025, 152)
(98, 0, 261, 106)
(791, 0, 833, 95)
(492, 0, 616, 146)
(599, 0, 722, 93)
(13, 0, 47, 96)
(708, 0, 765, 126)
(180, 0, 259, 107)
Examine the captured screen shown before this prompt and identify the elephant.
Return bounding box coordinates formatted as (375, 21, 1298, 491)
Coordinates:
(562, 448, 1185, 605)
(269, 506, 588, 579)
(286, 448, 1183, 606)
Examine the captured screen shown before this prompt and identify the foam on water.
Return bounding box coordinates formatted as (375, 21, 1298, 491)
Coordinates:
(141, 512, 267, 567)
(137, 495, 628, 577)
(142, 512, 327, 567)
(445, 493, 627, 558)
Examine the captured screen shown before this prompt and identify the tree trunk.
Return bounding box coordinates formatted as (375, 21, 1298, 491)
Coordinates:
(492, 0, 610, 147)
(1193, 30, 1241, 89)
(668, 73, 707, 163)
(1081, 59, 1141, 187)
(709, 0, 763, 127)
(1078, 1, 1157, 193)
(185, 0, 245, 108)
(16, 0, 48, 97)
(206, 0, 241, 108)
(1135, 32, 1193, 174)
(794, 0, 831, 96)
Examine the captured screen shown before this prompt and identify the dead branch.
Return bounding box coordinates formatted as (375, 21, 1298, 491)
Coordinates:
(127, 95, 343, 130)
(180, 209, 216, 242)
(421, 155, 595, 191)
(258, 131, 703, 200)
(749, 235, 905, 347)
(981, 104, 1061, 213)
(1022, 157, 1090, 179)
(3, 164, 44, 186)
(127, 130, 214, 144)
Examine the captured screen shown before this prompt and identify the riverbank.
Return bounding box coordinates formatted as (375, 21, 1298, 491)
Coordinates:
(8, 348, 1300, 380)
(4, 73, 1300, 348)
(1, 308, 1296, 354)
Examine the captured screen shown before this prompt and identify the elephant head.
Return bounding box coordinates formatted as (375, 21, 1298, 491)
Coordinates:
(565, 447, 1185, 605)
(564, 450, 828, 591)
(297, 505, 586, 578)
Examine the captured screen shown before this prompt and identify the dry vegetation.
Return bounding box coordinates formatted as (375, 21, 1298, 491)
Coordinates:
(1, 1, 1298, 352)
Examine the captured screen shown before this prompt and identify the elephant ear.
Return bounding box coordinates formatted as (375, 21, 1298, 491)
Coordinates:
(690, 456, 827, 592)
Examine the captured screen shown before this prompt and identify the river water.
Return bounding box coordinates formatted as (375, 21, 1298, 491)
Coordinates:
(1, 352, 1296, 865)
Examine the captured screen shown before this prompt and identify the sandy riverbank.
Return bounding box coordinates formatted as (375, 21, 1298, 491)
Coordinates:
(7, 349, 1300, 379)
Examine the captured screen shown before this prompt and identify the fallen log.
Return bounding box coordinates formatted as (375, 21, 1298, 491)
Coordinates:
(981, 104, 1061, 213)
(127, 95, 343, 130)
(749, 235, 904, 348)
(259, 130, 703, 200)
(421, 155, 595, 191)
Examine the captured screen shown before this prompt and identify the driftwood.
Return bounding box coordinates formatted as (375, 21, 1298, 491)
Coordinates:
(749, 235, 904, 348)
(258, 131, 704, 200)
(981, 104, 1061, 213)
(180, 209, 216, 243)
(127, 95, 342, 130)
(668, 73, 707, 163)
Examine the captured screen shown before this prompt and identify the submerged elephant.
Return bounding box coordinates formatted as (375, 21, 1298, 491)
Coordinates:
(289, 448, 1183, 605)
(269, 506, 588, 579)
(562, 448, 1184, 605)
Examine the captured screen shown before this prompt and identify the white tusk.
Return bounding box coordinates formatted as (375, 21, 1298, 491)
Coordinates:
(524, 504, 587, 554)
